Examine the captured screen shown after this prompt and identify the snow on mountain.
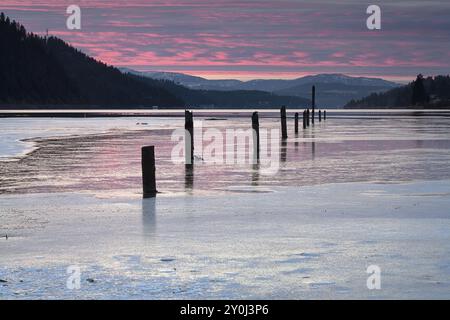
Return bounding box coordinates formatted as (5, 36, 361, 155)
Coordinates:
(119, 68, 401, 108)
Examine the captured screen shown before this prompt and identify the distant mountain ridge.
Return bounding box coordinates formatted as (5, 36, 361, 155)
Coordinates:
(119, 68, 244, 90)
(120, 68, 400, 108)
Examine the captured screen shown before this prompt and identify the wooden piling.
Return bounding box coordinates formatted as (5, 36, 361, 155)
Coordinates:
(306, 109, 310, 127)
(280, 106, 288, 139)
(185, 110, 194, 165)
(252, 111, 260, 160)
(324, 110, 327, 121)
(294, 112, 299, 134)
(311, 85, 315, 124)
(142, 146, 157, 198)
(319, 110, 322, 122)
(303, 110, 306, 129)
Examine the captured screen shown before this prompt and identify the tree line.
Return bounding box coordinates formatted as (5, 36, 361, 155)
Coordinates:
(0, 13, 309, 109)
(345, 74, 450, 109)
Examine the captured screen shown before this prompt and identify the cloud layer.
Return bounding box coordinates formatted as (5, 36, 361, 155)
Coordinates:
(3, 0, 450, 82)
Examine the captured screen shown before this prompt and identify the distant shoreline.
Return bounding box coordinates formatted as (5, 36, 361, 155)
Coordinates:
(1, 109, 450, 118)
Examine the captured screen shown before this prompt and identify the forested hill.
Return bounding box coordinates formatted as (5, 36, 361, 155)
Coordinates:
(344, 74, 450, 109)
(126, 73, 310, 109)
(0, 13, 183, 108)
(0, 13, 309, 109)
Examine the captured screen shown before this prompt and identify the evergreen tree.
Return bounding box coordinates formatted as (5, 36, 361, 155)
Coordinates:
(411, 74, 428, 106)
(345, 74, 450, 109)
(0, 12, 309, 109)
(0, 12, 183, 108)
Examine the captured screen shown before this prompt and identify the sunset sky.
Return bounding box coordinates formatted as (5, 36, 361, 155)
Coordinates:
(2, 0, 450, 82)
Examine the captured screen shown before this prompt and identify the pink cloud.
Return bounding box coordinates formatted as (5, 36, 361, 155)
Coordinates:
(2, 0, 449, 81)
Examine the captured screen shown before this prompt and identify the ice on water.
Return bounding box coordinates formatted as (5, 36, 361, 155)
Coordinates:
(1, 111, 450, 299)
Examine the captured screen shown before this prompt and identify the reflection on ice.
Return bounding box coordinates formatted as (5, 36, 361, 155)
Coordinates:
(1, 113, 450, 196)
(1, 180, 450, 299)
(184, 164, 194, 192)
(1, 110, 450, 299)
(142, 198, 156, 236)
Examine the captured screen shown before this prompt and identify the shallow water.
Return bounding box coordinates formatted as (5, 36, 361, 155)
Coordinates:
(1, 111, 450, 299)
(1, 113, 450, 196)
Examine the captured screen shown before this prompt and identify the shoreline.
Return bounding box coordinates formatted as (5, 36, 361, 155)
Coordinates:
(2, 109, 450, 118)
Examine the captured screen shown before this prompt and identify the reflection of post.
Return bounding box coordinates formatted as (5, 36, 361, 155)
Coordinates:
(311, 141, 316, 160)
(252, 111, 260, 161)
(251, 164, 260, 186)
(280, 139, 287, 163)
(142, 146, 157, 198)
(185, 110, 194, 165)
(294, 112, 299, 134)
(319, 110, 322, 122)
(185, 164, 194, 191)
(280, 106, 288, 139)
(311, 85, 315, 124)
(142, 197, 156, 236)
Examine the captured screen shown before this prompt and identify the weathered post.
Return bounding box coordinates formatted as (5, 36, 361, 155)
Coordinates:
(324, 110, 327, 121)
(311, 85, 316, 124)
(142, 146, 157, 198)
(319, 110, 322, 122)
(252, 111, 260, 161)
(185, 110, 194, 165)
(280, 106, 288, 139)
(294, 112, 299, 134)
(306, 109, 310, 127)
(303, 110, 307, 129)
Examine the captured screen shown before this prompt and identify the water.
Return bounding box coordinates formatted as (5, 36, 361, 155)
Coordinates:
(1, 110, 450, 299)
(0, 117, 182, 159)
(1, 111, 450, 195)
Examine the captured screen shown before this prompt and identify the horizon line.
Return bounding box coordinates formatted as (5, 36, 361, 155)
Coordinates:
(119, 67, 415, 84)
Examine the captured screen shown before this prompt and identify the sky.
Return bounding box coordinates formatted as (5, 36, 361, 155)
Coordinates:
(2, 0, 450, 83)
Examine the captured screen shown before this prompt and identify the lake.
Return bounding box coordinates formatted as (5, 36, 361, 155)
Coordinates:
(1, 110, 450, 299)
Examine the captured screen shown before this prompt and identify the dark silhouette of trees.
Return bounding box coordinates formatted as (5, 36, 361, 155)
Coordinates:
(0, 13, 79, 105)
(411, 74, 428, 106)
(0, 13, 183, 108)
(345, 74, 450, 109)
(0, 12, 309, 109)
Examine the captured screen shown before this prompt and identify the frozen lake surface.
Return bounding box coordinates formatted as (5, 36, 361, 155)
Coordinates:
(1, 111, 450, 299)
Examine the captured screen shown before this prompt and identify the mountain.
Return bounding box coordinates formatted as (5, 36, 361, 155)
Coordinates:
(344, 74, 450, 109)
(0, 13, 183, 108)
(237, 74, 398, 93)
(274, 81, 397, 108)
(121, 68, 310, 108)
(122, 69, 400, 108)
(124, 73, 310, 109)
(0, 13, 309, 109)
(119, 68, 243, 91)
